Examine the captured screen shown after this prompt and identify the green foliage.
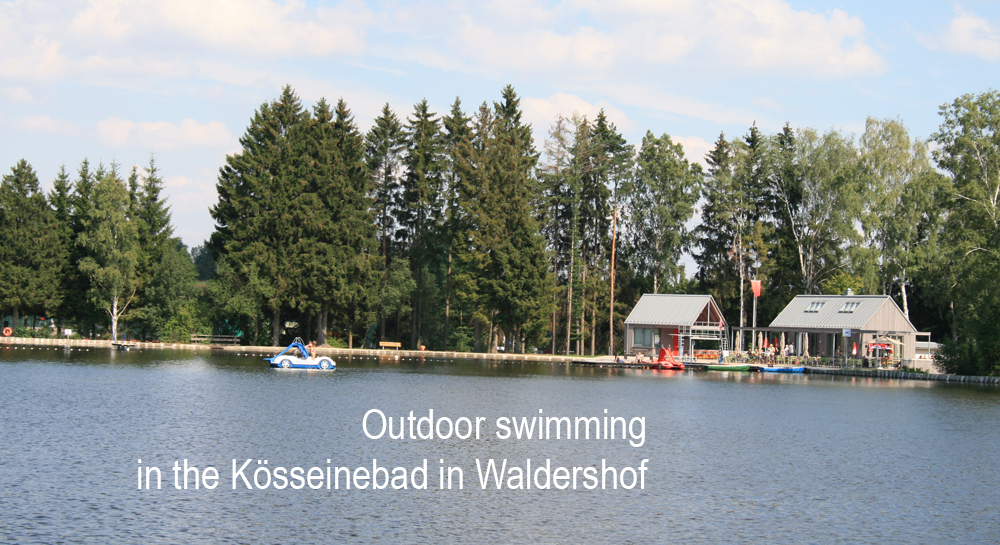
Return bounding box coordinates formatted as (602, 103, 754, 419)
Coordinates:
(13, 84, 992, 362)
(144, 240, 198, 340)
(821, 271, 865, 295)
(191, 242, 216, 281)
(0, 160, 66, 322)
(211, 85, 307, 345)
(931, 89, 1000, 375)
(77, 165, 141, 341)
(626, 131, 702, 294)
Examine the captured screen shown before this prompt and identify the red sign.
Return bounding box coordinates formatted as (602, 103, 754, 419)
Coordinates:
(751, 279, 761, 298)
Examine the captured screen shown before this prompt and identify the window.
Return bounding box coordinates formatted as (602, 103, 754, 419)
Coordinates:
(804, 301, 825, 313)
(838, 301, 861, 313)
(633, 328, 654, 346)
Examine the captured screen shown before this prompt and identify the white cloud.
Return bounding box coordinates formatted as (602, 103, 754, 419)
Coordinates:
(97, 117, 237, 150)
(752, 96, 784, 112)
(602, 83, 760, 128)
(164, 175, 195, 189)
(13, 114, 79, 136)
(71, 0, 373, 57)
(521, 92, 637, 134)
(0, 86, 34, 103)
(0, 35, 68, 81)
(711, 0, 885, 76)
(922, 8, 1000, 61)
(437, 0, 884, 78)
(671, 135, 713, 167)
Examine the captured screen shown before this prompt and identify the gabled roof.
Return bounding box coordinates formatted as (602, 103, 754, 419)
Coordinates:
(768, 294, 914, 331)
(624, 294, 725, 327)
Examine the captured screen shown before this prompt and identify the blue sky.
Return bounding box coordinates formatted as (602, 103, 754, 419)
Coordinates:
(1, 0, 998, 249)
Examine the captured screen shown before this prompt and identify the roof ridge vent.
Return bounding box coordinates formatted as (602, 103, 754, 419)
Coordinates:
(845, 288, 854, 296)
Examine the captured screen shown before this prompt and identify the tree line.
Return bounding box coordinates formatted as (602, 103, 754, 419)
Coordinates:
(0, 158, 199, 342)
(2, 86, 998, 374)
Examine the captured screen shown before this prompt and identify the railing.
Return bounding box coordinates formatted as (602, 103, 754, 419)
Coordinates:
(190, 335, 241, 345)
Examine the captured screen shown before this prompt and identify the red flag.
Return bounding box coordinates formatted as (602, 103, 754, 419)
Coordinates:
(751, 279, 761, 298)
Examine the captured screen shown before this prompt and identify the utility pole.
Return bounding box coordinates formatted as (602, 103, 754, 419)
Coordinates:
(609, 207, 618, 355)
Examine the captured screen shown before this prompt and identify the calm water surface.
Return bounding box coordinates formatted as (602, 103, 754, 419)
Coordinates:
(2, 346, 999, 543)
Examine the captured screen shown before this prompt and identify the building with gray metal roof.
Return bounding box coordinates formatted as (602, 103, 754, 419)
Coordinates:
(758, 290, 923, 367)
(623, 294, 728, 359)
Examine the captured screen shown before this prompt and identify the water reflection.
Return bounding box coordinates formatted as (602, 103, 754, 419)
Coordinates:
(2, 348, 999, 543)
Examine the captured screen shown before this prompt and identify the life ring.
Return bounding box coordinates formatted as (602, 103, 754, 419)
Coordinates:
(2, 327, 11, 337)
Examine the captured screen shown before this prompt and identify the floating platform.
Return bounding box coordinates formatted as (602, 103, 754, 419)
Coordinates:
(111, 342, 138, 351)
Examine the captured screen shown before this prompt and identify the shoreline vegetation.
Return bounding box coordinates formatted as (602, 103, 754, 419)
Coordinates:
(2, 86, 999, 376)
(4, 335, 997, 386)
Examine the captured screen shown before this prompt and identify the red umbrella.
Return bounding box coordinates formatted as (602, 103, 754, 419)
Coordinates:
(852, 342, 857, 356)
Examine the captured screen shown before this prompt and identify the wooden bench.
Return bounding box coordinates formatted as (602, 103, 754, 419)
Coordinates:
(191, 335, 241, 345)
(379, 341, 402, 350)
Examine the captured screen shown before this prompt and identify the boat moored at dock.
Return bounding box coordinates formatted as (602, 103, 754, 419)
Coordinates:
(758, 366, 805, 373)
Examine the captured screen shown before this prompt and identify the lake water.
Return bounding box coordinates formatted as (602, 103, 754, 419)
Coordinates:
(2, 346, 999, 543)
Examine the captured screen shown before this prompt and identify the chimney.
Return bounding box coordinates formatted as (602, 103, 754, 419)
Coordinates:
(845, 288, 854, 296)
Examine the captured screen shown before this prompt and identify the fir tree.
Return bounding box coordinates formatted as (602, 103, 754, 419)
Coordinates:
(365, 104, 406, 341)
(211, 85, 307, 345)
(399, 99, 445, 348)
(0, 160, 66, 328)
(440, 98, 472, 350)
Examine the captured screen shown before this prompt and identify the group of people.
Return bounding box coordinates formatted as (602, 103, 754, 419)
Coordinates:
(749, 343, 797, 363)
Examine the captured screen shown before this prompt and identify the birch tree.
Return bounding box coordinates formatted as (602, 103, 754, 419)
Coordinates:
(77, 166, 140, 341)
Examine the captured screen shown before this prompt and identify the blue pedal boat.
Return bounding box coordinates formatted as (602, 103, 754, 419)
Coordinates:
(266, 338, 336, 370)
(760, 366, 805, 373)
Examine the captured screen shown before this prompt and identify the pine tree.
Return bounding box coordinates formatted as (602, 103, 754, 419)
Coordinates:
(0, 160, 66, 329)
(139, 157, 173, 263)
(440, 98, 472, 350)
(144, 239, 198, 340)
(365, 104, 406, 341)
(211, 85, 307, 345)
(485, 85, 552, 352)
(591, 111, 630, 355)
(295, 98, 377, 347)
(65, 160, 100, 332)
(49, 165, 75, 326)
(399, 99, 445, 348)
(539, 114, 575, 353)
(694, 133, 742, 327)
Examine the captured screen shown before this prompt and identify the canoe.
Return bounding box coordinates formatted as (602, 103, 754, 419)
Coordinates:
(760, 366, 805, 373)
(704, 364, 751, 371)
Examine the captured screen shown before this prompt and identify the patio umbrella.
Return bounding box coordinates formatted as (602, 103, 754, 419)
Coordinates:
(779, 333, 786, 356)
(852, 342, 857, 356)
(802, 334, 810, 358)
(758, 332, 764, 351)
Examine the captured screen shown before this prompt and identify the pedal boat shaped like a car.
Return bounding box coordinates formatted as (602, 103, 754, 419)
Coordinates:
(266, 338, 336, 370)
